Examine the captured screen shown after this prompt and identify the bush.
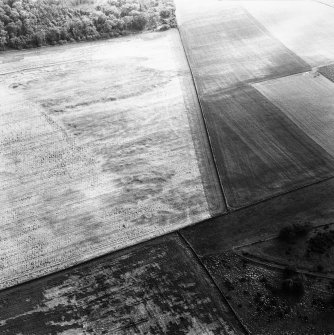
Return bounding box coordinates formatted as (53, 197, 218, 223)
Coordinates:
(281, 277, 304, 296)
(278, 223, 310, 242)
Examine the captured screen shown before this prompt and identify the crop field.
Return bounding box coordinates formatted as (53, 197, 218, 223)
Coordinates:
(253, 71, 334, 157)
(200, 86, 334, 208)
(176, 0, 334, 209)
(0, 29, 224, 289)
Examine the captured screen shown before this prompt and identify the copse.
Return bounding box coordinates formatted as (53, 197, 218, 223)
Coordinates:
(278, 222, 311, 242)
(0, 0, 176, 50)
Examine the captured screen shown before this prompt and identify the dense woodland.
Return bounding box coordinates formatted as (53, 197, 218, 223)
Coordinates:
(0, 0, 176, 50)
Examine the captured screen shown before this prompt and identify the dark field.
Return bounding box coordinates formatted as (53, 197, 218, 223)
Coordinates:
(182, 178, 334, 334)
(200, 86, 334, 209)
(0, 234, 244, 335)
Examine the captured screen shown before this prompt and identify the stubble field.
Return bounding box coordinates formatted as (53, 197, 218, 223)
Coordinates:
(0, 29, 224, 289)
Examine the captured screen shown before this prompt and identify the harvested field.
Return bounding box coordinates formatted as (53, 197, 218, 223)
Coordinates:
(0, 29, 224, 289)
(253, 72, 334, 157)
(242, 0, 334, 66)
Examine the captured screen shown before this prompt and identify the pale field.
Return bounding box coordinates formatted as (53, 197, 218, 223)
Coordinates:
(0, 30, 223, 289)
(242, 0, 334, 67)
(253, 72, 334, 157)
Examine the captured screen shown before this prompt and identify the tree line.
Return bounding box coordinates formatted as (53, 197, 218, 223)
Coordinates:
(0, 0, 176, 50)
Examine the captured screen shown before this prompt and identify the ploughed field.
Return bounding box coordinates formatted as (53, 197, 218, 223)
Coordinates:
(0, 30, 223, 289)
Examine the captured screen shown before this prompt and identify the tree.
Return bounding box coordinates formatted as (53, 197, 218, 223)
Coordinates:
(33, 30, 46, 46)
(8, 36, 22, 49)
(46, 26, 61, 44)
(6, 21, 20, 37)
(0, 23, 8, 50)
(130, 12, 147, 30)
(159, 9, 170, 19)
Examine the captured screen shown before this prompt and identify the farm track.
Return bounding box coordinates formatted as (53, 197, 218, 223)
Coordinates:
(234, 250, 334, 281)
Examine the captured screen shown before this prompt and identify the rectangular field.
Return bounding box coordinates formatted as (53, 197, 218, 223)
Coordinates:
(200, 86, 334, 208)
(0, 30, 224, 289)
(253, 72, 334, 157)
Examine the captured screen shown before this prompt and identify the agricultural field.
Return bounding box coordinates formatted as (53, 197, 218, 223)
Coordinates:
(0, 234, 244, 335)
(0, 29, 224, 289)
(1, 0, 334, 334)
(176, 1, 334, 332)
(176, 0, 334, 209)
(253, 71, 334, 157)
